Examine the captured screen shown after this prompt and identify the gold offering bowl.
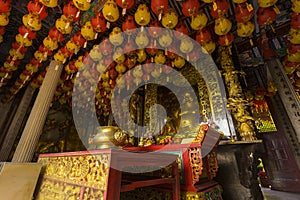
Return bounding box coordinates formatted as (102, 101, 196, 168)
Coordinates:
(91, 126, 128, 149)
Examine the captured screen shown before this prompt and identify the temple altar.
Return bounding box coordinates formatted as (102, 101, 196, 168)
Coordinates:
(34, 129, 223, 200)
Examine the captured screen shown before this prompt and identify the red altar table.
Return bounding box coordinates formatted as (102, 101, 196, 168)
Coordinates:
(124, 143, 219, 193)
(35, 148, 180, 200)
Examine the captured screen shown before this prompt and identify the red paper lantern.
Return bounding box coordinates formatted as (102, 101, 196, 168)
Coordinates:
(99, 39, 113, 55)
(91, 12, 107, 32)
(195, 27, 212, 45)
(146, 39, 159, 56)
(257, 7, 276, 26)
(151, 0, 168, 20)
(148, 20, 162, 38)
(182, 0, 200, 17)
(6, 56, 21, 66)
(63, 1, 80, 22)
(116, 0, 134, 15)
(18, 25, 37, 40)
(0, 0, 11, 13)
(175, 21, 189, 39)
(291, 12, 300, 30)
(210, 0, 229, 19)
(39, 44, 52, 56)
(49, 27, 64, 42)
(12, 42, 28, 53)
(235, 2, 255, 23)
(188, 48, 201, 62)
(124, 39, 136, 55)
(0, 26, 5, 35)
(72, 32, 86, 47)
(61, 46, 73, 57)
(109, 67, 118, 79)
(102, 56, 114, 69)
(166, 43, 178, 59)
(122, 15, 137, 35)
(288, 42, 300, 54)
(30, 58, 42, 66)
(218, 32, 234, 46)
(27, 0, 48, 19)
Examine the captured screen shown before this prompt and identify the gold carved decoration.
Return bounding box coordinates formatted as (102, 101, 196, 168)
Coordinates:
(188, 147, 203, 184)
(37, 154, 110, 192)
(219, 46, 257, 141)
(206, 149, 219, 180)
(144, 84, 158, 132)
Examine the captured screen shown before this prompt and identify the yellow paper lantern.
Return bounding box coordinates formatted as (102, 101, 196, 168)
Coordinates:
(134, 4, 151, 26)
(135, 31, 149, 48)
(43, 36, 59, 50)
(136, 49, 147, 63)
(9, 49, 25, 60)
(54, 50, 68, 64)
(34, 51, 48, 62)
(190, 12, 208, 31)
(116, 63, 127, 74)
(81, 21, 96, 41)
(102, 0, 120, 22)
(113, 47, 126, 64)
(202, 40, 216, 54)
(56, 15, 73, 35)
(154, 50, 166, 65)
(22, 13, 42, 31)
(0, 13, 9, 26)
(90, 45, 102, 61)
(214, 17, 232, 36)
(109, 27, 124, 46)
(25, 63, 39, 73)
(66, 40, 80, 54)
(232, 0, 247, 3)
(258, 0, 277, 8)
(73, 0, 91, 11)
(292, 1, 300, 13)
(287, 53, 300, 62)
(161, 9, 178, 29)
(39, 0, 58, 8)
(290, 28, 300, 44)
(158, 30, 173, 48)
(237, 21, 255, 38)
(16, 33, 33, 47)
(4, 62, 18, 71)
(172, 56, 185, 68)
(180, 38, 194, 54)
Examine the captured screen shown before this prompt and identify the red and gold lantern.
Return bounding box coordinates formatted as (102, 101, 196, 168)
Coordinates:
(0, 0, 11, 13)
(116, 0, 134, 15)
(182, 0, 200, 17)
(28, 0, 48, 19)
(151, 0, 168, 20)
(257, 7, 277, 27)
(218, 32, 234, 46)
(91, 12, 107, 32)
(63, 1, 80, 22)
(235, 2, 255, 23)
(122, 15, 137, 35)
(210, 0, 229, 19)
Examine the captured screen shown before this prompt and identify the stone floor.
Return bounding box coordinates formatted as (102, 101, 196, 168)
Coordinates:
(261, 187, 300, 200)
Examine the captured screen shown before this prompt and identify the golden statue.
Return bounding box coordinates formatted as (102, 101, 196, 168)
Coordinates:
(227, 98, 257, 141)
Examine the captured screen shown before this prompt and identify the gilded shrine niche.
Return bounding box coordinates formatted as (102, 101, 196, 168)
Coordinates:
(117, 63, 230, 146)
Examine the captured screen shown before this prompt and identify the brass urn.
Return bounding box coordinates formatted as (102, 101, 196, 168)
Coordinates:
(91, 126, 129, 149)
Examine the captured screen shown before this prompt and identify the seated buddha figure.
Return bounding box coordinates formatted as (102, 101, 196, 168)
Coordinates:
(178, 92, 200, 133)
